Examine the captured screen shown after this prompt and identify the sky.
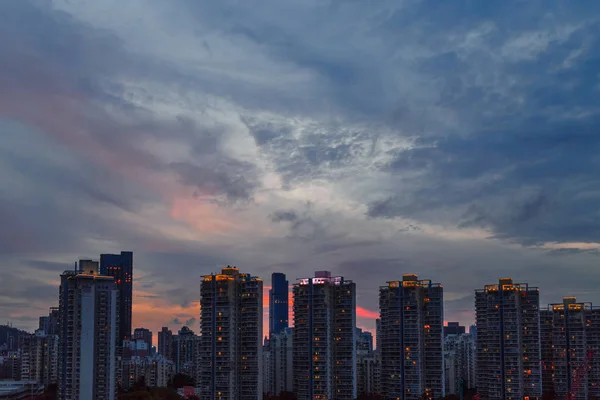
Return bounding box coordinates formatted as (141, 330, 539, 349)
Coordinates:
(1, 0, 600, 341)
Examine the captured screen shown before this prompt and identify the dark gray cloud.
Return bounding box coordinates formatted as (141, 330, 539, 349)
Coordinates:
(270, 210, 299, 223)
(2, 0, 600, 335)
(171, 160, 258, 203)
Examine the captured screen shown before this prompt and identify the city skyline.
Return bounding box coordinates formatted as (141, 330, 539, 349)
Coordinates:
(6, 256, 600, 345)
(6, 261, 600, 398)
(2, 0, 600, 358)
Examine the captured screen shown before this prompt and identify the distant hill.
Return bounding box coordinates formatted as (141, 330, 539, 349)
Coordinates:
(0, 324, 30, 351)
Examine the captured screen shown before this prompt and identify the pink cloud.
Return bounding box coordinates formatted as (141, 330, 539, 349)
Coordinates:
(357, 306, 379, 319)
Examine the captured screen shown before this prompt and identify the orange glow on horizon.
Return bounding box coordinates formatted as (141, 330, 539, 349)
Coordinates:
(132, 281, 381, 347)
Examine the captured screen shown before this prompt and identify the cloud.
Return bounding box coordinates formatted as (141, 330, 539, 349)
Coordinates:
(269, 210, 299, 223)
(357, 307, 379, 320)
(1, 0, 600, 339)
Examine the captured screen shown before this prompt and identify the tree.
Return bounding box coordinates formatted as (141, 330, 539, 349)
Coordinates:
(167, 373, 195, 389)
(263, 392, 297, 400)
(118, 387, 182, 400)
(542, 391, 557, 400)
(132, 376, 147, 391)
(33, 383, 58, 400)
(357, 394, 384, 400)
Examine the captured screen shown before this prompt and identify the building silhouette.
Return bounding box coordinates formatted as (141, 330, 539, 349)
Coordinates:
(269, 273, 289, 335)
(293, 271, 357, 400)
(134, 328, 153, 352)
(541, 296, 600, 399)
(173, 326, 200, 378)
(58, 261, 119, 400)
(444, 322, 466, 337)
(356, 328, 380, 396)
(20, 329, 59, 386)
(270, 327, 293, 395)
(38, 307, 59, 336)
(444, 333, 476, 395)
(199, 266, 263, 400)
(158, 327, 173, 361)
(100, 251, 133, 343)
(379, 274, 444, 400)
(475, 278, 541, 400)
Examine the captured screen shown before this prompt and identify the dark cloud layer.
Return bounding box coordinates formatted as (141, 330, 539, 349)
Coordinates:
(1, 0, 600, 335)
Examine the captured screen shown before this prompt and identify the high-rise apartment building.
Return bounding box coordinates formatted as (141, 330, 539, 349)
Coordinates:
(375, 318, 381, 353)
(379, 274, 444, 400)
(38, 307, 59, 336)
(20, 329, 59, 386)
(100, 251, 133, 343)
(199, 266, 263, 400)
(475, 278, 541, 400)
(270, 327, 293, 395)
(444, 322, 466, 337)
(443, 333, 476, 395)
(58, 261, 119, 400)
(173, 326, 201, 378)
(263, 338, 273, 396)
(134, 328, 153, 351)
(355, 327, 379, 396)
(293, 271, 357, 400)
(122, 338, 151, 359)
(158, 327, 173, 361)
(356, 328, 374, 355)
(540, 297, 600, 400)
(357, 354, 381, 396)
(270, 273, 289, 335)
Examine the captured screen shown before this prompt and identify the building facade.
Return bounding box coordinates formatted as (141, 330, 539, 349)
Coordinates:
(0, 351, 22, 381)
(58, 262, 119, 400)
(172, 326, 201, 378)
(444, 322, 466, 337)
(122, 338, 151, 359)
(20, 329, 59, 386)
(475, 278, 542, 400)
(443, 333, 476, 395)
(158, 327, 173, 361)
(38, 307, 59, 336)
(269, 327, 293, 395)
(355, 327, 379, 396)
(357, 354, 381, 396)
(293, 271, 357, 400)
(133, 328, 153, 352)
(270, 273, 289, 335)
(199, 266, 263, 400)
(540, 297, 600, 400)
(263, 338, 273, 396)
(379, 274, 444, 400)
(100, 251, 133, 344)
(120, 355, 175, 390)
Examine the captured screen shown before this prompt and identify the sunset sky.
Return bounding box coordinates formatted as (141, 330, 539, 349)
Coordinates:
(1, 0, 600, 341)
